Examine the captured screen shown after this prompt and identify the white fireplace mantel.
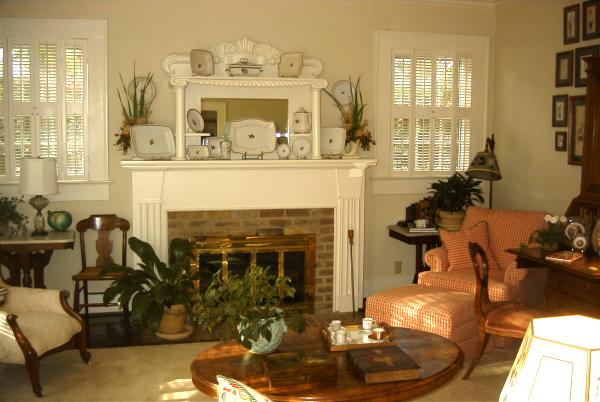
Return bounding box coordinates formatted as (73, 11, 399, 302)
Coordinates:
(122, 159, 376, 312)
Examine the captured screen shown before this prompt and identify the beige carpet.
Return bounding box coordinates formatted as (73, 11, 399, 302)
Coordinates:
(0, 341, 517, 401)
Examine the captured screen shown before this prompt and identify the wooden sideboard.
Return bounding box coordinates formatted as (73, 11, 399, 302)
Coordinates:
(508, 248, 600, 317)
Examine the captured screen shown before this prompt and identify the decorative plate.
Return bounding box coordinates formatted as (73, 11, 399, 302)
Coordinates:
(187, 109, 205, 133)
(130, 125, 175, 159)
(278, 52, 303, 78)
(190, 49, 214, 76)
(229, 119, 277, 155)
(276, 143, 291, 159)
(331, 80, 353, 106)
(292, 137, 311, 159)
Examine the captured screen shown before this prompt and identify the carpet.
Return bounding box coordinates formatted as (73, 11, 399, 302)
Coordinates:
(0, 341, 517, 401)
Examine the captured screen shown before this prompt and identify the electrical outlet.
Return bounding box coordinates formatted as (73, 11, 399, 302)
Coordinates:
(394, 261, 402, 274)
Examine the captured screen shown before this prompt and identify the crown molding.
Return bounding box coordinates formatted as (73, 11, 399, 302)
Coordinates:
(373, 0, 505, 10)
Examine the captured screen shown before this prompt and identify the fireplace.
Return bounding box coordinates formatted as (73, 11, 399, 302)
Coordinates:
(122, 159, 375, 312)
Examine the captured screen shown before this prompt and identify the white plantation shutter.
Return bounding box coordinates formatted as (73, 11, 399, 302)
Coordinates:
(11, 45, 31, 103)
(0, 46, 5, 176)
(392, 118, 410, 171)
(12, 115, 32, 175)
(64, 43, 86, 177)
(0, 117, 5, 176)
(388, 48, 475, 176)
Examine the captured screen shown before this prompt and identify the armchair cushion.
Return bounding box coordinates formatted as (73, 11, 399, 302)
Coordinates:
(0, 311, 81, 364)
(418, 269, 514, 302)
(439, 221, 500, 272)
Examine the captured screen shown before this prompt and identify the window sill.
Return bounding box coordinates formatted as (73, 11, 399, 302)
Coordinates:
(1, 180, 111, 201)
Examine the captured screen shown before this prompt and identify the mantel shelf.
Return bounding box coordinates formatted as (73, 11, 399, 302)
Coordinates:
(170, 76, 327, 89)
(121, 159, 377, 171)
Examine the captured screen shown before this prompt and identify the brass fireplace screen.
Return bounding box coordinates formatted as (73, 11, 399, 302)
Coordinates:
(189, 234, 315, 312)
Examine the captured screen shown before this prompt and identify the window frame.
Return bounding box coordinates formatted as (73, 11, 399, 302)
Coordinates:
(0, 18, 109, 201)
(372, 31, 490, 194)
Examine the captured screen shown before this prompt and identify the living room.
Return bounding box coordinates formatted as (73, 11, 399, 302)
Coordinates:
(1, 0, 598, 400)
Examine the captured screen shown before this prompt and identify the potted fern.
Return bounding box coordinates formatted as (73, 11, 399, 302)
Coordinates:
(193, 265, 306, 354)
(429, 173, 484, 231)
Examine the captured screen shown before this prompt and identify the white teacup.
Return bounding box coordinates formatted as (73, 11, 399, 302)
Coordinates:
(335, 329, 346, 344)
(414, 219, 428, 228)
(362, 317, 375, 330)
(330, 320, 342, 332)
(373, 327, 385, 340)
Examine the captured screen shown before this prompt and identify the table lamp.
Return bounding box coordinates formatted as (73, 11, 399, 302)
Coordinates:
(499, 315, 600, 402)
(465, 135, 501, 209)
(19, 157, 58, 236)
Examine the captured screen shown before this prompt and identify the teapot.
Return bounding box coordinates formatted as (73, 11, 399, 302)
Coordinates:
(293, 107, 312, 134)
(47, 211, 73, 231)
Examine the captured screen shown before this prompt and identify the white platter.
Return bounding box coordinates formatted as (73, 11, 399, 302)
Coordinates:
(187, 109, 205, 133)
(130, 125, 175, 159)
(229, 119, 276, 156)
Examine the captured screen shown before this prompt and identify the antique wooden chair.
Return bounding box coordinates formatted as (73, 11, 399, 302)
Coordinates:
(0, 280, 90, 397)
(72, 214, 130, 336)
(463, 241, 546, 380)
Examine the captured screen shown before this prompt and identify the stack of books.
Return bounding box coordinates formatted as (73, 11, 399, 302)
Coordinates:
(406, 222, 437, 233)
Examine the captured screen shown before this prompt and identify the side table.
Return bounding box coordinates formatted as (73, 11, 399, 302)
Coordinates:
(0, 231, 75, 288)
(388, 225, 440, 284)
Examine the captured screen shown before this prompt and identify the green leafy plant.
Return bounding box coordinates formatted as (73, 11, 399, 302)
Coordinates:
(428, 173, 484, 213)
(529, 215, 569, 249)
(323, 76, 375, 151)
(0, 195, 28, 227)
(102, 237, 201, 330)
(114, 64, 155, 154)
(193, 265, 306, 349)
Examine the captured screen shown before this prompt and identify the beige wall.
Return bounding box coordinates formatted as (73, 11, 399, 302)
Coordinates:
(493, 0, 591, 214)
(0, 0, 496, 304)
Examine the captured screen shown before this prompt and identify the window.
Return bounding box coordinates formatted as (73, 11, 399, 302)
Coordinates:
(375, 32, 489, 185)
(0, 19, 108, 200)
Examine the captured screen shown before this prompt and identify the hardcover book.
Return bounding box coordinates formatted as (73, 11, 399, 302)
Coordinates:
(406, 222, 437, 233)
(545, 250, 584, 263)
(346, 345, 420, 383)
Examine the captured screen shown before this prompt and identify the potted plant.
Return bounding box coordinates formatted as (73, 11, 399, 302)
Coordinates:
(323, 76, 375, 155)
(193, 265, 306, 354)
(0, 194, 28, 236)
(429, 173, 484, 231)
(528, 214, 569, 251)
(114, 64, 155, 155)
(102, 237, 202, 339)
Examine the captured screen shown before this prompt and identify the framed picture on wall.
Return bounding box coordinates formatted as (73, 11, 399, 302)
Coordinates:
(583, 0, 600, 40)
(575, 45, 600, 87)
(556, 51, 574, 87)
(568, 95, 586, 165)
(555, 132, 567, 151)
(553, 94, 569, 127)
(565, 4, 581, 44)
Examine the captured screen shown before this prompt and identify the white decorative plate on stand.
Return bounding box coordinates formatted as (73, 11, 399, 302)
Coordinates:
(292, 137, 311, 159)
(229, 119, 277, 156)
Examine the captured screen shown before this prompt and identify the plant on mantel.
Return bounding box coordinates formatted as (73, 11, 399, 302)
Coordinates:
(323, 76, 376, 151)
(114, 64, 155, 155)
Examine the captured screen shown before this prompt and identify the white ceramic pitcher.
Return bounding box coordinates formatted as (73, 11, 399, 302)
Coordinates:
(293, 107, 311, 133)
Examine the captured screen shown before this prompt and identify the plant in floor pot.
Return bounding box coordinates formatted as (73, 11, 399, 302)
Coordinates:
(429, 173, 484, 231)
(193, 265, 306, 354)
(102, 237, 201, 339)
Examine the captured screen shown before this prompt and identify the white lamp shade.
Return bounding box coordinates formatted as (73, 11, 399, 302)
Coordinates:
(500, 315, 600, 402)
(19, 158, 58, 195)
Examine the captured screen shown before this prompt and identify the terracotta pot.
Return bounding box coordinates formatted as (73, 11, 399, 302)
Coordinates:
(438, 210, 466, 231)
(156, 304, 187, 335)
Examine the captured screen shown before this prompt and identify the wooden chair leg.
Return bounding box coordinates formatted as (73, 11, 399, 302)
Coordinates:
(25, 354, 42, 397)
(82, 280, 90, 339)
(463, 332, 490, 380)
(73, 280, 80, 313)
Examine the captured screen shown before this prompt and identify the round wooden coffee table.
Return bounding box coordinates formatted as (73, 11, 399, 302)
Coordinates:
(190, 326, 463, 401)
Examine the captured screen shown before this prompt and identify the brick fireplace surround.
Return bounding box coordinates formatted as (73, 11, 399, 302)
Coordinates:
(122, 159, 375, 312)
(168, 208, 334, 312)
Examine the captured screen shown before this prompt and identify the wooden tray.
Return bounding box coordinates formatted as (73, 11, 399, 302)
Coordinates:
(321, 324, 394, 352)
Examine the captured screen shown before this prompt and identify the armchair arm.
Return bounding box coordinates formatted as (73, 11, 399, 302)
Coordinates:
(2, 286, 72, 316)
(424, 247, 450, 272)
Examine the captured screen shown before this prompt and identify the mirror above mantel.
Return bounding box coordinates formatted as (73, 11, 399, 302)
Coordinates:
(163, 37, 327, 160)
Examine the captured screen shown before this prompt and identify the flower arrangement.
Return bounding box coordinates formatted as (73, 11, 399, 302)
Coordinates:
(0, 194, 28, 236)
(114, 65, 155, 154)
(324, 76, 375, 151)
(529, 214, 569, 250)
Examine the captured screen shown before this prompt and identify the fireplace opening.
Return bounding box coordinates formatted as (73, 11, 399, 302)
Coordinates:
(190, 234, 315, 312)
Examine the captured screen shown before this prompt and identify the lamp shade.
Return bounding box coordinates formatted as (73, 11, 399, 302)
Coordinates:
(19, 158, 58, 195)
(465, 150, 502, 181)
(500, 315, 600, 402)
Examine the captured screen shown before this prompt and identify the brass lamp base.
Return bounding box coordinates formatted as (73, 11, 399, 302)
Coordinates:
(29, 195, 49, 236)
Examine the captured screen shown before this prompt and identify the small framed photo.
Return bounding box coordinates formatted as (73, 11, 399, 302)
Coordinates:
(556, 51, 574, 87)
(568, 95, 586, 165)
(553, 95, 569, 127)
(555, 132, 567, 151)
(575, 45, 600, 87)
(565, 4, 581, 44)
(583, 0, 600, 40)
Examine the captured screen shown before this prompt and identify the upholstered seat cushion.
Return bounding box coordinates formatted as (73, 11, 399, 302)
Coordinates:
(0, 311, 81, 364)
(418, 269, 515, 302)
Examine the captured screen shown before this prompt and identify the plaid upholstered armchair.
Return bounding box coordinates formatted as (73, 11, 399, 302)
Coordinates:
(419, 206, 548, 305)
